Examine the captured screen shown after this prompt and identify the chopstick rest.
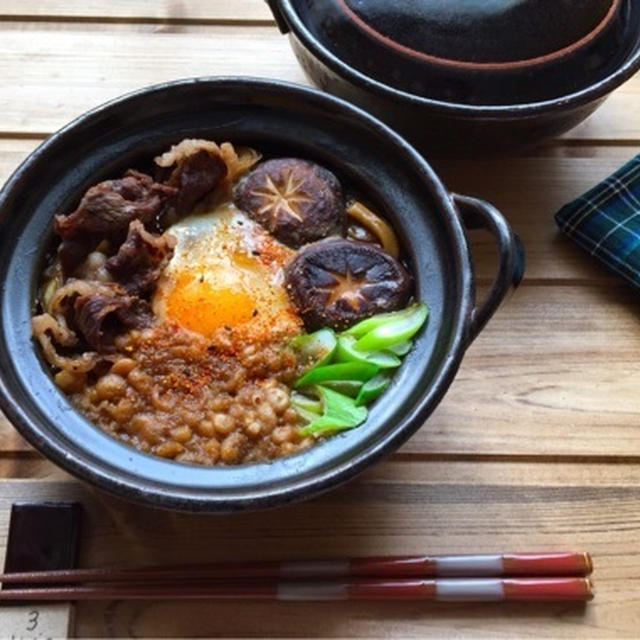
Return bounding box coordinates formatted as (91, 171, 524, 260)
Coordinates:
(555, 153, 640, 289)
(0, 502, 82, 638)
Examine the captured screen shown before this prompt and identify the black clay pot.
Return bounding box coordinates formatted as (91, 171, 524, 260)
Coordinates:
(0, 78, 524, 512)
(267, 0, 640, 151)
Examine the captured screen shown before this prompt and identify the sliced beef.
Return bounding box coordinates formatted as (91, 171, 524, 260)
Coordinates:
(55, 170, 177, 274)
(105, 220, 176, 296)
(72, 282, 152, 353)
(155, 139, 228, 216)
(56, 238, 93, 277)
(31, 312, 100, 374)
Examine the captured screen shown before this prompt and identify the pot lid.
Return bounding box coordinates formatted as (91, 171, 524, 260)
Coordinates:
(279, 0, 626, 105)
(330, 0, 617, 67)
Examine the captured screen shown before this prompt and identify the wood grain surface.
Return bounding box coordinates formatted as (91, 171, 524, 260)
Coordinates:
(0, 21, 639, 140)
(0, 1, 274, 22)
(1, 463, 640, 637)
(0, 4, 639, 637)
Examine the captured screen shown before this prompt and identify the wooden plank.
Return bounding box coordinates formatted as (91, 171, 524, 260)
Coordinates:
(412, 283, 640, 457)
(0, 420, 30, 455)
(563, 79, 640, 142)
(0, 455, 71, 480)
(1, 285, 638, 458)
(0, 1, 273, 22)
(432, 145, 635, 283)
(0, 27, 305, 136)
(0, 461, 637, 637)
(0, 138, 39, 180)
(0, 25, 639, 142)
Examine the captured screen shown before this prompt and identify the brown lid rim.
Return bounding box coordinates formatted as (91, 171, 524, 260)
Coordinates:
(336, 0, 622, 72)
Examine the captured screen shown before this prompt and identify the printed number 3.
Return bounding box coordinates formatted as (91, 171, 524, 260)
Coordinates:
(26, 609, 39, 631)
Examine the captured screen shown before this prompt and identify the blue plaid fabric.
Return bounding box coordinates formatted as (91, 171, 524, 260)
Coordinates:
(555, 153, 640, 288)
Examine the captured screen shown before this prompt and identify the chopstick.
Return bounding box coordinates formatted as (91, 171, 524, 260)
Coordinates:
(0, 578, 593, 602)
(0, 552, 592, 585)
(0, 553, 594, 603)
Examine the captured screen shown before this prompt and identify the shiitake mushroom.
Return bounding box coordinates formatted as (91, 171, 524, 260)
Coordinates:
(285, 238, 411, 331)
(234, 158, 345, 248)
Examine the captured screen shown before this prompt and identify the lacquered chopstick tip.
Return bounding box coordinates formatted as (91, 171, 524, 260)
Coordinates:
(585, 577, 595, 601)
(501, 577, 595, 602)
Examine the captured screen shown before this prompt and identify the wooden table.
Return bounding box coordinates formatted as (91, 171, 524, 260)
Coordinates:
(1, 2, 639, 637)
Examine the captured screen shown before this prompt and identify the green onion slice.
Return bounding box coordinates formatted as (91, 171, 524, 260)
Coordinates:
(353, 303, 428, 351)
(291, 391, 322, 415)
(290, 328, 337, 371)
(346, 303, 427, 338)
(355, 373, 391, 406)
(335, 335, 401, 369)
(385, 340, 413, 357)
(322, 379, 364, 397)
(299, 386, 368, 437)
(294, 361, 379, 389)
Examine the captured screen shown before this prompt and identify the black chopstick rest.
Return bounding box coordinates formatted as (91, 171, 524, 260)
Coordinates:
(2, 502, 82, 603)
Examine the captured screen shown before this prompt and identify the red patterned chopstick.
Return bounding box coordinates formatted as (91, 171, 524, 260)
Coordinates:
(0, 577, 593, 602)
(0, 553, 592, 584)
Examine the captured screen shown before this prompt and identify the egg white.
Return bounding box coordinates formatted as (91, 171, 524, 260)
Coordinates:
(152, 202, 302, 347)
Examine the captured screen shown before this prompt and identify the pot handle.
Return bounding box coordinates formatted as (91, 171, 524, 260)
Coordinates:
(452, 194, 525, 343)
(265, 0, 291, 34)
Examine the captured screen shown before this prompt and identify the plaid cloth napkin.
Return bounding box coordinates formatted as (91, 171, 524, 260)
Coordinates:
(555, 153, 640, 288)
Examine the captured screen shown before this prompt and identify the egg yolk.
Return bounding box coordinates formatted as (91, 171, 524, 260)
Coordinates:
(164, 271, 256, 336)
(153, 205, 303, 346)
